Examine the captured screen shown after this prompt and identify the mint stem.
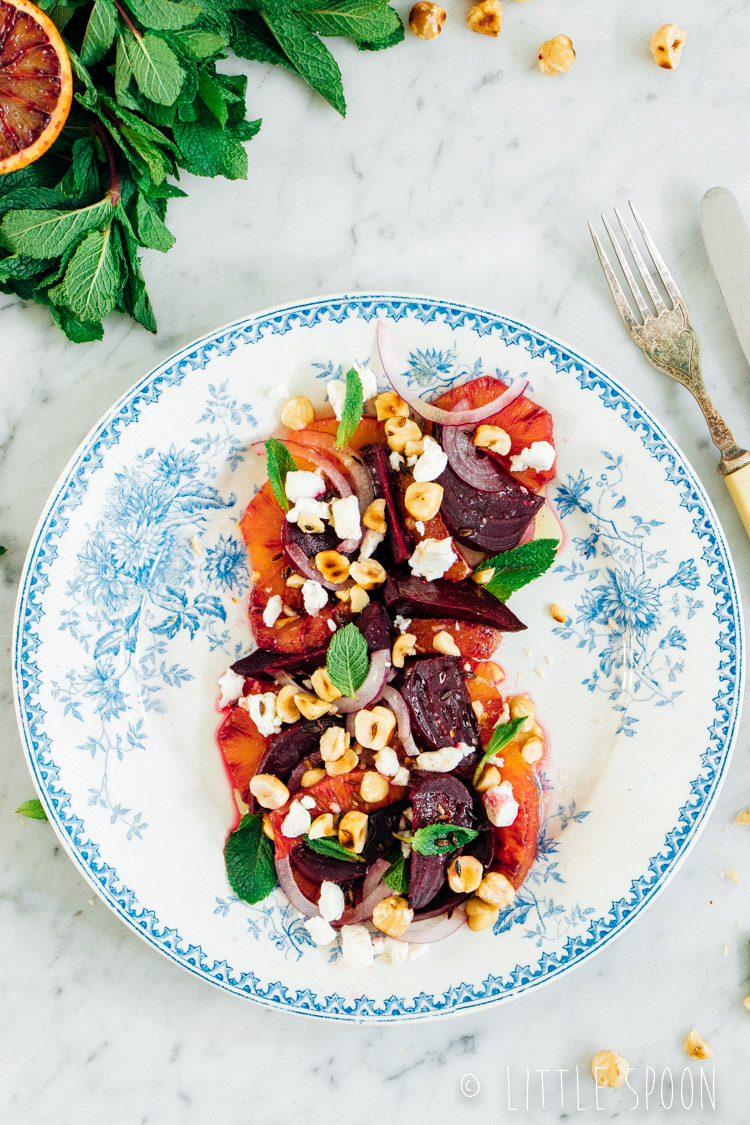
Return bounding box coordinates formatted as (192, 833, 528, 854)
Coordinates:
(92, 119, 120, 206)
(114, 1, 141, 39)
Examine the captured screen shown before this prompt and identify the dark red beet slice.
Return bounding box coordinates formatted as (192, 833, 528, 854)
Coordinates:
(291, 844, 366, 885)
(400, 655, 480, 751)
(361, 443, 414, 564)
(412, 823, 495, 918)
(256, 716, 338, 785)
(231, 646, 329, 679)
(409, 774, 475, 910)
(357, 600, 392, 653)
(437, 459, 544, 553)
(281, 515, 340, 564)
(384, 573, 526, 632)
(362, 802, 405, 865)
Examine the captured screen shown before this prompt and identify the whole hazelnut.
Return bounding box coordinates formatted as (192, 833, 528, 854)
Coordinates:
(409, 1, 447, 40)
(467, 0, 502, 37)
(537, 35, 576, 76)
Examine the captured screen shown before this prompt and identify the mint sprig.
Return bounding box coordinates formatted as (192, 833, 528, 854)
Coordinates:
(0, 1, 403, 342)
(472, 717, 526, 786)
(16, 799, 48, 821)
(335, 366, 365, 449)
(224, 812, 278, 904)
(383, 852, 409, 893)
(409, 824, 479, 856)
(303, 833, 366, 862)
(474, 539, 558, 602)
(326, 622, 369, 697)
(266, 438, 297, 511)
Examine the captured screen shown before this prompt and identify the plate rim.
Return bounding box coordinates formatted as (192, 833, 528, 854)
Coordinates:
(12, 290, 746, 1023)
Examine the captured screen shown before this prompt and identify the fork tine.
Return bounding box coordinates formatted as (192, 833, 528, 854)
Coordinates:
(601, 215, 650, 321)
(628, 202, 683, 308)
(613, 207, 668, 315)
(588, 221, 636, 330)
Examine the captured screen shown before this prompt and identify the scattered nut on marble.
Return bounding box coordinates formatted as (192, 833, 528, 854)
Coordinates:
(537, 35, 576, 76)
(409, 1, 447, 40)
(650, 24, 688, 70)
(467, 0, 503, 37)
(591, 1050, 630, 1088)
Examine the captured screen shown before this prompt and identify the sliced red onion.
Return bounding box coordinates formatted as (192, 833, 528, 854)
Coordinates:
(275, 854, 318, 919)
(453, 541, 487, 571)
(391, 909, 467, 944)
(376, 320, 528, 426)
(380, 686, 419, 757)
(334, 649, 391, 713)
(345, 454, 375, 519)
(338, 537, 361, 555)
(287, 751, 323, 792)
(336, 859, 392, 926)
(345, 712, 357, 738)
(362, 858, 391, 899)
(441, 423, 522, 492)
(284, 542, 342, 591)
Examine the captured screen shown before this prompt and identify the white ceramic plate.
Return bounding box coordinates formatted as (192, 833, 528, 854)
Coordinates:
(13, 294, 744, 1022)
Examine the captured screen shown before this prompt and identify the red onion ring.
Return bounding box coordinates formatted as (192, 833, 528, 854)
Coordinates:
(336, 859, 392, 926)
(391, 909, 467, 944)
(275, 854, 319, 919)
(441, 424, 519, 492)
(334, 649, 391, 713)
(380, 686, 419, 757)
(376, 320, 528, 426)
(284, 542, 342, 591)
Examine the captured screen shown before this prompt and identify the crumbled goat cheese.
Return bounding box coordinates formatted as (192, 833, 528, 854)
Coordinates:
(374, 747, 401, 776)
(327, 366, 378, 419)
(412, 435, 448, 482)
(393, 766, 410, 787)
(267, 384, 289, 400)
(262, 594, 283, 627)
(373, 936, 409, 965)
(394, 615, 412, 633)
(341, 924, 374, 968)
(408, 537, 456, 581)
(281, 799, 312, 838)
(359, 529, 385, 559)
(285, 469, 325, 503)
(286, 496, 330, 525)
(304, 916, 337, 946)
(415, 746, 465, 772)
(218, 668, 245, 708)
(318, 881, 345, 922)
(389, 451, 404, 472)
(302, 579, 328, 616)
(509, 441, 555, 474)
(415, 521, 425, 535)
(242, 691, 282, 737)
(300, 795, 316, 811)
(330, 494, 361, 541)
(483, 781, 519, 827)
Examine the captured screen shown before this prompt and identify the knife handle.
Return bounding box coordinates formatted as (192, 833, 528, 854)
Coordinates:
(724, 463, 750, 539)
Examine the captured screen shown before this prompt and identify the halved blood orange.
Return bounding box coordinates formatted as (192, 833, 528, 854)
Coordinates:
(0, 0, 73, 175)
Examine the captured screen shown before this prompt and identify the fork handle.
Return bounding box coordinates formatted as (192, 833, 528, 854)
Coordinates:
(724, 463, 750, 539)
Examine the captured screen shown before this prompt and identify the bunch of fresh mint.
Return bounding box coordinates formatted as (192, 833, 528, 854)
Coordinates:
(0, 0, 403, 343)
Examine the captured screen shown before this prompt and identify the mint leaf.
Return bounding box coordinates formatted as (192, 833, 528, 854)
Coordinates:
(411, 824, 478, 856)
(0, 199, 112, 258)
(357, 22, 404, 50)
(172, 105, 249, 179)
(300, 1, 401, 42)
(231, 12, 296, 70)
(125, 0, 202, 32)
(16, 799, 48, 821)
(80, 0, 117, 65)
(0, 253, 53, 281)
(49, 226, 121, 322)
(472, 717, 526, 785)
(118, 227, 157, 332)
(224, 812, 277, 903)
(384, 852, 409, 893)
(171, 29, 228, 60)
(261, 9, 346, 116)
(119, 29, 185, 106)
(135, 193, 175, 251)
(265, 437, 297, 510)
(336, 366, 364, 448)
(302, 834, 366, 862)
(50, 304, 105, 343)
(475, 539, 558, 602)
(326, 623, 369, 697)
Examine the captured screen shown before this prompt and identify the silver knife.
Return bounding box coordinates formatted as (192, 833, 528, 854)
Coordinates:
(700, 186, 750, 368)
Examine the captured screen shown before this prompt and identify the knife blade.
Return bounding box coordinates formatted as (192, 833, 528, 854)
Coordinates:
(700, 186, 750, 368)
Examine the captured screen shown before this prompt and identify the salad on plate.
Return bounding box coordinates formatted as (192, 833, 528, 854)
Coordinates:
(216, 338, 559, 968)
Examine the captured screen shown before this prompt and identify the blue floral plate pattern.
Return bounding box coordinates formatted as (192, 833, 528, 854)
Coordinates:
(13, 294, 744, 1022)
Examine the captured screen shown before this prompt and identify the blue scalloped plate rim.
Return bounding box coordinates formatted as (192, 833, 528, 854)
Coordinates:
(12, 292, 745, 1022)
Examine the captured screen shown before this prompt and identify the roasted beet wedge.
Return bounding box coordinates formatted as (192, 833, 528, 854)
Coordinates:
(281, 515, 340, 562)
(400, 656, 480, 751)
(413, 823, 495, 918)
(357, 600, 392, 653)
(230, 647, 329, 679)
(256, 716, 339, 786)
(409, 774, 475, 910)
(437, 459, 544, 553)
(384, 573, 526, 632)
(361, 442, 414, 564)
(291, 843, 366, 885)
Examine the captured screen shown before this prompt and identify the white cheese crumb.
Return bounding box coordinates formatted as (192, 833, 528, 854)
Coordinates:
(341, 924, 374, 968)
(483, 781, 519, 827)
(374, 746, 401, 777)
(241, 691, 282, 737)
(394, 614, 412, 633)
(393, 766, 410, 786)
(389, 451, 404, 472)
(267, 384, 289, 400)
(281, 799, 312, 838)
(359, 529, 384, 559)
(373, 936, 409, 965)
(415, 521, 425, 535)
(330, 494, 361, 542)
(300, 795, 316, 811)
(262, 594, 283, 627)
(412, 435, 448, 483)
(318, 881, 345, 922)
(285, 469, 325, 503)
(327, 620, 337, 632)
(415, 746, 464, 772)
(302, 579, 328, 616)
(286, 496, 330, 525)
(408, 944, 430, 960)
(409, 537, 456, 581)
(353, 362, 379, 402)
(304, 916, 337, 946)
(510, 440, 555, 474)
(327, 365, 378, 420)
(218, 667, 245, 708)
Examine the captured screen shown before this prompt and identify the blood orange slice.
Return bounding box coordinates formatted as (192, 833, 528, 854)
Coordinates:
(0, 0, 73, 175)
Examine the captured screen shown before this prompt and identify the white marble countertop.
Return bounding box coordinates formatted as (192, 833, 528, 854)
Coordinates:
(1, 1, 749, 1121)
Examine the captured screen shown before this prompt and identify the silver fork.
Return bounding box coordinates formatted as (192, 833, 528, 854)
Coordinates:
(589, 203, 750, 537)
